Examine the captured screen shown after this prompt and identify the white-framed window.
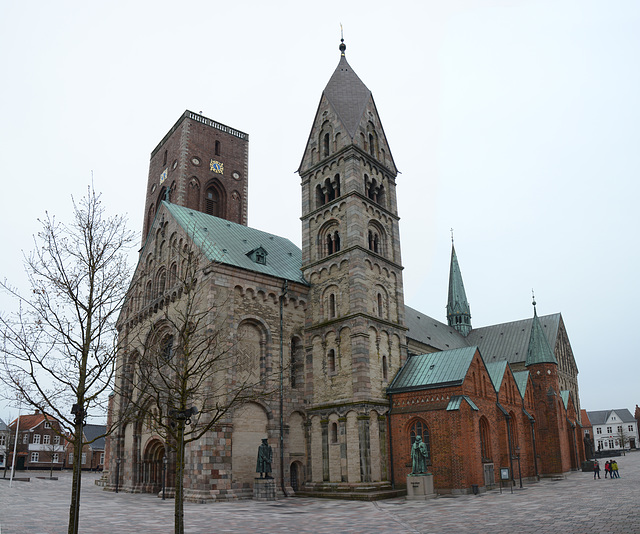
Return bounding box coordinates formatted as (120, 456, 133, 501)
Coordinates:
(596, 428, 602, 434)
(100, 452, 105, 465)
(609, 439, 614, 448)
(0, 435, 5, 446)
(52, 453, 59, 463)
(31, 452, 39, 462)
(629, 425, 634, 432)
(69, 453, 74, 464)
(615, 440, 620, 447)
(81, 453, 86, 465)
(53, 435, 60, 445)
(23, 434, 29, 444)
(607, 427, 612, 433)
(44, 421, 51, 429)
(33, 434, 41, 444)
(617, 426, 623, 432)
(43, 434, 50, 445)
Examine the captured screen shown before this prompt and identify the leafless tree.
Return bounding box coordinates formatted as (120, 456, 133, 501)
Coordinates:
(116, 237, 277, 534)
(0, 186, 135, 534)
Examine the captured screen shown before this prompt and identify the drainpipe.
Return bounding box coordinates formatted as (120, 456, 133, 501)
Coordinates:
(530, 419, 539, 480)
(279, 280, 288, 497)
(387, 394, 395, 489)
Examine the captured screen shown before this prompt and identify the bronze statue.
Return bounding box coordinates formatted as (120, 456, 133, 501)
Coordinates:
(583, 434, 594, 459)
(256, 438, 273, 479)
(410, 436, 429, 475)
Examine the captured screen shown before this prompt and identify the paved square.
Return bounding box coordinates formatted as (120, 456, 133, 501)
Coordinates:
(1, 452, 639, 533)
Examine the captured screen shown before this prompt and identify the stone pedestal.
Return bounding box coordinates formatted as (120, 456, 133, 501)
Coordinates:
(406, 474, 436, 500)
(253, 478, 276, 501)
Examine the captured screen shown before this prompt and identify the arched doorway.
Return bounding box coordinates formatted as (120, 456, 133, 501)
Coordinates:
(142, 439, 165, 494)
(290, 461, 304, 492)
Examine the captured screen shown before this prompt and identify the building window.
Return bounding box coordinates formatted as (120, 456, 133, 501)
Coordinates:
(596, 427, 602, 434)
(0, 435, 5, 446)
(44, 422, 51, 429)
(607, 427, 612, 433)
(52, 453, 59, 463)
(327, 349, 336, 374)
(81, 453, 87, 465)
(329, 293, 336, 319)
(43, 434, 50, 445)
(323, 133, 330, 157)
(629, 425, 634, 432)
(23, 434, 29, 444)
(205, 187, 220, 217)
(326, 231, 341, 255)
(69, 453, 74, 464)
(409, 420, 431, 464)
(330, 422, 338, 444)
(31, 452, 39, 463)
(382, 355, 388, 381)
(100, 452, 105, 465)
(608, 440, 614, 448)
(215, 140, 221, 156)
(480, 417, 492, 462)
(617, 426, 623, 432)
(33, 434, 41, 444)
(54, 435, 60, 445)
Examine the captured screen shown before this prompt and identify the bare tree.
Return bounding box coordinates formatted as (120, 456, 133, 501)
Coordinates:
(0, 186, 135, 534)
(116, 237, 277, 534)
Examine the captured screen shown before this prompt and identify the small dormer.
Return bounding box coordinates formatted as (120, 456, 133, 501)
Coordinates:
(247, 246, 268, 265)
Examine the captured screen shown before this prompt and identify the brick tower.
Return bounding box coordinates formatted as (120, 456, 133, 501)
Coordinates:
(298, 40, 407, 489)
(141, 110, 249, 242)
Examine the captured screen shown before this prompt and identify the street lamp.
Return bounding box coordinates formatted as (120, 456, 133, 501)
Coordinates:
(115, 458, 121, 493)
(514, 446, 523, 488)
(162, 456, 168, 500)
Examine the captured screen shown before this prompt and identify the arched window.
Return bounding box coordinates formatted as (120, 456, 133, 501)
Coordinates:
(290, 337, 303, 389)
(327, 349, 336, 374)
(323, 133, 330, 157)
(509, 411, 519, 450)
(369, 133, 375, 156)
(480, 417, 492, 462)
(377, 293, 383, 318)
(205, 186, 220, 216)
(326, 231, 341, 255)
(169, 263, 177, 287)
(382, 355, 388, 381)
(409, 420, 431, 464)
(161, 335, 174, 360)
(145, 280, 152, 305)
(156, 269, 166, 297)
(329, 293, 336, 319)
(331, 422, 338, 444)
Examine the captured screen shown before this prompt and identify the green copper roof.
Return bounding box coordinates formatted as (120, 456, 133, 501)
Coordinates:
(525, 305, 557, 366)
(485, 360, 508, 393)
(446, 244, 472, 336)
(512, 370, 530, 398)
(560, 390, 570, 410)
(164, 202, 307, 285)
(446, 395, 479, 411)
(387, 346, 478, 394)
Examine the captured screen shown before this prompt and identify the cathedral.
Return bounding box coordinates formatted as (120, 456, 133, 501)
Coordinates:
(107, 40, 585, 500)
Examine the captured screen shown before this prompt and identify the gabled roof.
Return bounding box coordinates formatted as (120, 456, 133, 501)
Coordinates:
(0, 418, 9, 432)
(512, 370, 530, 398)
(163, 202, 307, 285)
(387, 346, 478, 394)
(580, 409, 591, 427)
(404, 305, 468, 352)
(587, 409, 636, 425)
(485, 361, 509, 393)
(9, 413, 46, 431)
(83, 424, 106, 450)
(323, 54, 371, 139)
(446, 395, 479, 411)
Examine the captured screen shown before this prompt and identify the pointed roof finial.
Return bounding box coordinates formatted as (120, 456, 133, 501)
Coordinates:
(339, 23, 346, 56)
(450, 228, 454, 244)
(532, 289, 537, 311)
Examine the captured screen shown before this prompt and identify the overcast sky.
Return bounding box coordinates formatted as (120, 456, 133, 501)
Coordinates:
(1, 1, 639, 423)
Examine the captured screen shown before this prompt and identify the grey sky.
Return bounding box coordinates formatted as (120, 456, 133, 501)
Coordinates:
(1, 1, 638, 422)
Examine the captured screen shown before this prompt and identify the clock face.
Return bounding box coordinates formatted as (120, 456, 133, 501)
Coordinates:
(210, 159, 224, 174)
(191, 157, 201, 166)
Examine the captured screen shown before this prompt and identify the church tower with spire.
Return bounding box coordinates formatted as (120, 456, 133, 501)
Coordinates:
(298, 40, 407, 489)
(446, 240, 472, 336)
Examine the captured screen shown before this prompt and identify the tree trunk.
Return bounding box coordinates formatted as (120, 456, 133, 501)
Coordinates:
(68, 428, 83, 534)
(174, 420, 184, 534)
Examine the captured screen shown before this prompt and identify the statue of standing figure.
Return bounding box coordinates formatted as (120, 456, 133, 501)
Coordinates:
(411, 436, 429, 475)
(256, 438, 273, 479)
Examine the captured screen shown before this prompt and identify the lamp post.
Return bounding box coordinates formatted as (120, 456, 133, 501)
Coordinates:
(162, 456, 168, 500)
(514, 446, 523, 488)
(115, 458, 121, 493)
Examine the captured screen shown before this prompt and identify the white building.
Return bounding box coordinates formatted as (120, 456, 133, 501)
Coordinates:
(587, 409, 638, 452)
(0, 418, 9, 468)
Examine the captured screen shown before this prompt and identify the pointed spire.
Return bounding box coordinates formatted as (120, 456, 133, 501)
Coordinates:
(446, 236, 472, 336)
(339, 23, 346, 56)
(525, 293, 557, 366)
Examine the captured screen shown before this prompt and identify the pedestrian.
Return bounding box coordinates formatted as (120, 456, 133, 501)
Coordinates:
(593, 459, 600, 479)
(611, 460, 619, 478)
(604, 460, 610, 478)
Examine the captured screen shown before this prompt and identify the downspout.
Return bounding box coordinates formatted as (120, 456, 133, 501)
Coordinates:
(498, 400, 515, 487)
(530, 419, 539, 480)
(387, 394, 395, 489)
(279, 280, 288, 497)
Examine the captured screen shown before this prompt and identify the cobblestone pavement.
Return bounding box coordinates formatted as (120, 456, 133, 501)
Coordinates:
(1, 452, 639, 534)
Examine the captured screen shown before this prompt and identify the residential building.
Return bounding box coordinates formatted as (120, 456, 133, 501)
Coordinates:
(0, 418, 9, 469)
(587, 409, 638, 452)
(8, 411, 66, 470)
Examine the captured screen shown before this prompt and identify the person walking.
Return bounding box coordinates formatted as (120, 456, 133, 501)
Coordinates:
(593, 459, 600, 479)
(611, 460, 619, 478)
(604, 460, 610, 478)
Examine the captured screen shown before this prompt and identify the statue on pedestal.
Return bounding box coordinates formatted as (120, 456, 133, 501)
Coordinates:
(256, 438, 273, 479)
(583, 434, 595, 459)
(410, 436, 428, 475)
